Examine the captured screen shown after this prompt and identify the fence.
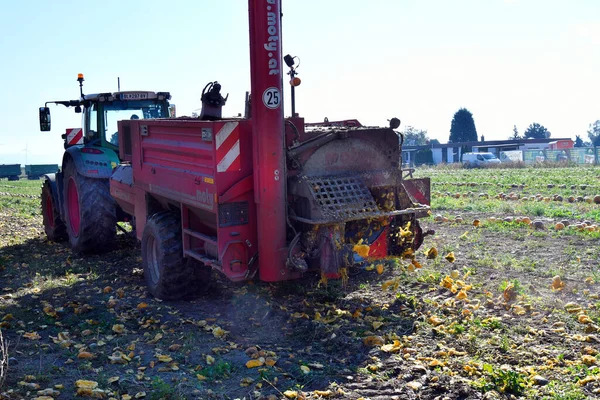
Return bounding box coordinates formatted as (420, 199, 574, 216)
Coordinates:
(503, 148, 598, 165)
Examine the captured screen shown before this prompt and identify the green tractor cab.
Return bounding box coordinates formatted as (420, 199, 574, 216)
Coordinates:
(39, 74, 172, 253)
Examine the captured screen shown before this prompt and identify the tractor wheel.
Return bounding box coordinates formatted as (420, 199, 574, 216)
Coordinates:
(63, 161, 117, 253)
(142, 211, 210, 300)
(41, 180, 67, 242)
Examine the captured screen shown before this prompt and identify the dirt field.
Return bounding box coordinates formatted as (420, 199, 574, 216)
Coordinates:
(2, 167, 600, 399)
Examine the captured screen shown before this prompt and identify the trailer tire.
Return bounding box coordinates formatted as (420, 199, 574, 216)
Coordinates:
(41, 180, 67, 242)
(63, 161, 116, 253)
(191, 259, 212, 294)
(142, 211, 203, 300)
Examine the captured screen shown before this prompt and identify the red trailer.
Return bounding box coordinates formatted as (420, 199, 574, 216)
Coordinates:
(110, 0, 432, 299)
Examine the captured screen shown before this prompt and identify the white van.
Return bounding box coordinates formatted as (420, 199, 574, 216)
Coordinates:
(462, 152, 501, 167)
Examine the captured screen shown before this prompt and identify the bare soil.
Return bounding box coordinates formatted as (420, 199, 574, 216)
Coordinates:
(1, 208, 600, 399)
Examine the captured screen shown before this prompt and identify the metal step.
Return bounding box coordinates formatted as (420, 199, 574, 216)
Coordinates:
(183, 229, 217, 246)
(184, 249, 248, 281)
(184, 249, 221, 270)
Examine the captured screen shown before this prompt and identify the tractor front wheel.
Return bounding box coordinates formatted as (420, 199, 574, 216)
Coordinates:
(42, 180, 67, 242)
(41, 180, 67, 242)
(63, 161, 117, 253)
(142, 211, 211, 300)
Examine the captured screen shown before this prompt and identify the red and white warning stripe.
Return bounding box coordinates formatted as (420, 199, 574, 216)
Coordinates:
(215, 122, 241, 172)
(66, 128, 83, 145)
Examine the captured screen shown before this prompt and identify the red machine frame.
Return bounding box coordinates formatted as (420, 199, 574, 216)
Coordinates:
(110, 0, 431, 289)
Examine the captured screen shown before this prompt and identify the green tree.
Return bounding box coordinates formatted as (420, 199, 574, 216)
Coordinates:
(524, 123, 550, 139)
(587, 120, 600, 147)
(402, 126, 429, 146)
(510, 125, 522, 140)
(575, 135, 584, 147)
(449, 108, 478, 143)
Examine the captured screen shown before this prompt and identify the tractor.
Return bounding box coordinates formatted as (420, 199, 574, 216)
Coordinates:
(105, 0, 434, 300)
(38, 75, 172, 253)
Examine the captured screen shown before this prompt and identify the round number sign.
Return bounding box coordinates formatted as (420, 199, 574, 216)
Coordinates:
(262, 87, 281, 109)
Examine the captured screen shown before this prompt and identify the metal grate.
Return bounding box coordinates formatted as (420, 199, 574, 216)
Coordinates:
(306, 175, 380, 220)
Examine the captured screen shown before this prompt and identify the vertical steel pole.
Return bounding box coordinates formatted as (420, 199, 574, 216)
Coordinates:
(249, 0, 290, 281)
(290, 75, 296, 117)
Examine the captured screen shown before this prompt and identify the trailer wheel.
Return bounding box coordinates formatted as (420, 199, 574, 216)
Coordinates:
(41, 180, 67, 242)
(192, 259, 212, 294)
(63, 161, 116, 253)
(141, 211, 206, 300)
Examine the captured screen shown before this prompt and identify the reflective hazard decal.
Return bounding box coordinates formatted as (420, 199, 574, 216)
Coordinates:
(215, 122, 241, 173)
(66, 128, 83, 145)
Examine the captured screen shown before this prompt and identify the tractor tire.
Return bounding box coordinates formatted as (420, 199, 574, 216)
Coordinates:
(141, 211, 211, 300)
(41, 180, 67, 242)
(63, 161, 117, 254)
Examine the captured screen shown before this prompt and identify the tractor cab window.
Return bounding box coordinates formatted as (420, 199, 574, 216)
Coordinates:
(104, 102, 165, 147)
(87, 104, 98, 140)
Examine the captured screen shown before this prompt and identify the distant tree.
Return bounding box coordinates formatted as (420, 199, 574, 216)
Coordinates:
(575, 135, 584, 147)
(510, 125, 522, 140)
(429, 139, 441, 146)
(449, 108, 478, 143)
(402, 126, 429, 146)
(110, 132, 119, 146)
(524, 123, 551, 139)
(587, 120, 600, 147)
(480, 135, 485, 142)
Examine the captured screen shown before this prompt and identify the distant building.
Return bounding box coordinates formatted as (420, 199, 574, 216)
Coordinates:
(402, 138, 574, 166)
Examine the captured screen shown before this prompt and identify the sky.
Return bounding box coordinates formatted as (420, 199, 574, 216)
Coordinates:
(0, 0, 599, 164)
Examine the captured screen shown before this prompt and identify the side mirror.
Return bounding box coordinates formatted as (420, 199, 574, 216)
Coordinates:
(39, 107, 51, 131)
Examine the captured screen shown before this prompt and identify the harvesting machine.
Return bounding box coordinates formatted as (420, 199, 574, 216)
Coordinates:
(39, 0, 433, 300)
(39, 0, 432, 299)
